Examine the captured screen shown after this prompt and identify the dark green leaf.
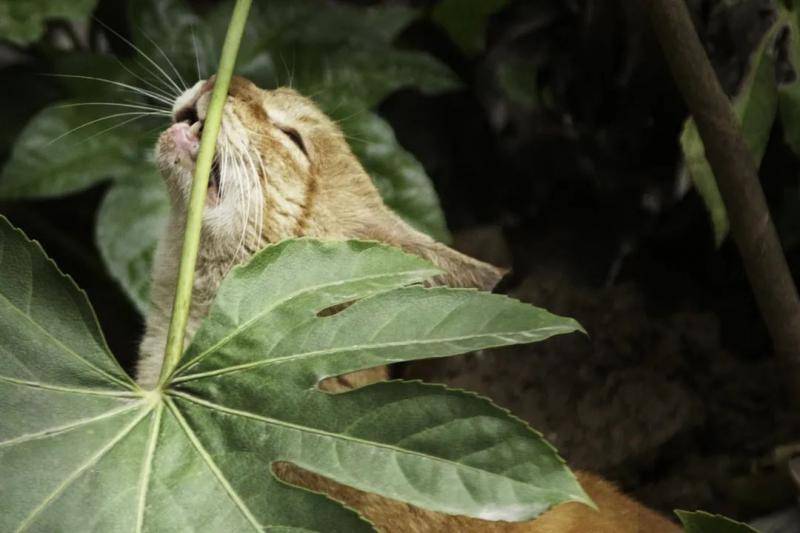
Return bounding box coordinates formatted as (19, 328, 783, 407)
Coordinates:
(0, 102, 164, 199)
(496, 57, 540, 110)
(129, 0, 459, 105)
(341, 110, 452, 243)
(0, 0, 98, 46)
(95, 169, 170, 315)
(676, 510, 761, 533)
(432, 0, 509, 55)
(1, 216, 589, 531)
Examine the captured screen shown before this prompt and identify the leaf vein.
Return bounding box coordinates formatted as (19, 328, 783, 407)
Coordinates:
(14, 406, 152, 532)
(174, 268, 436, 376)
(0, 293, 133, 390)
(168, 391, 561, 499)
(0, 401, 144, 448)
(173, 327, 574, 383)
(165, 397, 263, 531)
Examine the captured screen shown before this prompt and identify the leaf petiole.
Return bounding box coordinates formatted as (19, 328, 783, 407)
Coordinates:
(157, 0, 252, 388)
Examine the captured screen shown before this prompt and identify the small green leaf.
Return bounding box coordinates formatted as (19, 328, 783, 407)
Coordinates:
(432, 0, 509, 55)
(1, 216, 590, 530)
(0, 0, 98, 46)
(95, 169, 170, 315)
(680, 14, 782, 245)
(676, 510, 761, 533)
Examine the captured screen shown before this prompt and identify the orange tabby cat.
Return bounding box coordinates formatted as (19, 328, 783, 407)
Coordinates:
(137, 75, 680, 532)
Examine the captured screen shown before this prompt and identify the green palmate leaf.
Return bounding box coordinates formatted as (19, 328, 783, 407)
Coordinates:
(680, 14, 783, 245)
(676, 511, 761, 533)
(432, 0, 509, 55)
(0, 216, 589, 531)
(95, 169, 170, 315)
(0, 0, 98, 46)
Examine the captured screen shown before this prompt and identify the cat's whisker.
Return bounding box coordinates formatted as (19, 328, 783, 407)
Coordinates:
(46, 111, 167, 146)
(192, 29, 205, 81)
(114, 57, 177, 104)
(240, 152, 255, 255)
(241, 149, 265, 250)
(298, 87, 328, 103)
(131, 57, 183, 100)
(252, 152, 267, 246)
(136, 27, 189, 90)
(93, 17, 184, 97)
(72, 114, 166, 148)
(55, 102, 171, 113)
(227, 149, 250, 274)
(45, 74, 176, 106)
(121, 98, 172, 112)
(329, 106, 368, 126)
(340, 134, 372, 145)
(279, 53, 295, 90)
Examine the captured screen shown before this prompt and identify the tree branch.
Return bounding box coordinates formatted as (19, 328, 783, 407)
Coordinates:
(645, 0, 800, 404)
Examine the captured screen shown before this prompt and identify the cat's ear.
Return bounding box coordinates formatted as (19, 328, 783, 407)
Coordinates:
(356, 211, 507, 291)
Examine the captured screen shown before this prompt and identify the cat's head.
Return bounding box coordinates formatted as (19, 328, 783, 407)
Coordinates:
(156, 75, 505, 290)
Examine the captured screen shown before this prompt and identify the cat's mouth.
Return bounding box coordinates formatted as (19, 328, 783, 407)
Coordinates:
(169, 78, 222, 205)
(169, 114, 222, 204)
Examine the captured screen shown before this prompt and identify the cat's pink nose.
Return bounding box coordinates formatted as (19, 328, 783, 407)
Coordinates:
(167, 121, 199, 159)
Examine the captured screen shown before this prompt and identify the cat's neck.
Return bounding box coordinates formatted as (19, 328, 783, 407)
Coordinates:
(135, 211, 253, 388)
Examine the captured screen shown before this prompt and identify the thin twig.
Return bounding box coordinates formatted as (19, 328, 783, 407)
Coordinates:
(157, 0, 252, 387)
(645, 0, 800, 405)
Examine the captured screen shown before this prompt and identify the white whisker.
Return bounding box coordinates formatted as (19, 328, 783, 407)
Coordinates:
(114, 57, 177, 103)
(93, 18, 184, 96)
(46, 111, 167, 146)
(68, 114, 165, 148)
(251, 152, 267, 249)
(279, 53, 295, 90)
(55, 102, 171, 113)
(227, 149, 250, 274)
(45, 73, 175, 106)
(192, 29, 205, 80)
(131, 57, 182, 99)
(136, 27, 188, 90)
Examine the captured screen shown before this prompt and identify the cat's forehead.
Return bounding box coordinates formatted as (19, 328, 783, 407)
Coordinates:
(172, 76, 324, 124)
(260, 86, 328, 123)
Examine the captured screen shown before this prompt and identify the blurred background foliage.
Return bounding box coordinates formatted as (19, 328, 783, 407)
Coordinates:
(1, 0, 800, 526)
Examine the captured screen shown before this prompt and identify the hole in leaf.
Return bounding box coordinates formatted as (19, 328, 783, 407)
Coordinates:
(316, 367, 389, 394)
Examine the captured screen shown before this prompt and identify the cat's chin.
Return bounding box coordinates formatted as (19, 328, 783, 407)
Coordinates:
(157, 126, 223, 208)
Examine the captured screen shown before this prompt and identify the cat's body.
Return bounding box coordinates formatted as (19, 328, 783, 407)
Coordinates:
(137, 76, 680, 532)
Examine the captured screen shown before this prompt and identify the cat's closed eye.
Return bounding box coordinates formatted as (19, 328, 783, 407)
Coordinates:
(278, 125, 308, 157)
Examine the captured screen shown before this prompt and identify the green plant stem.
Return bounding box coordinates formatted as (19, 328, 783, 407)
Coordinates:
(157, 0, 252, 387)
(645, 0, 800, 406)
